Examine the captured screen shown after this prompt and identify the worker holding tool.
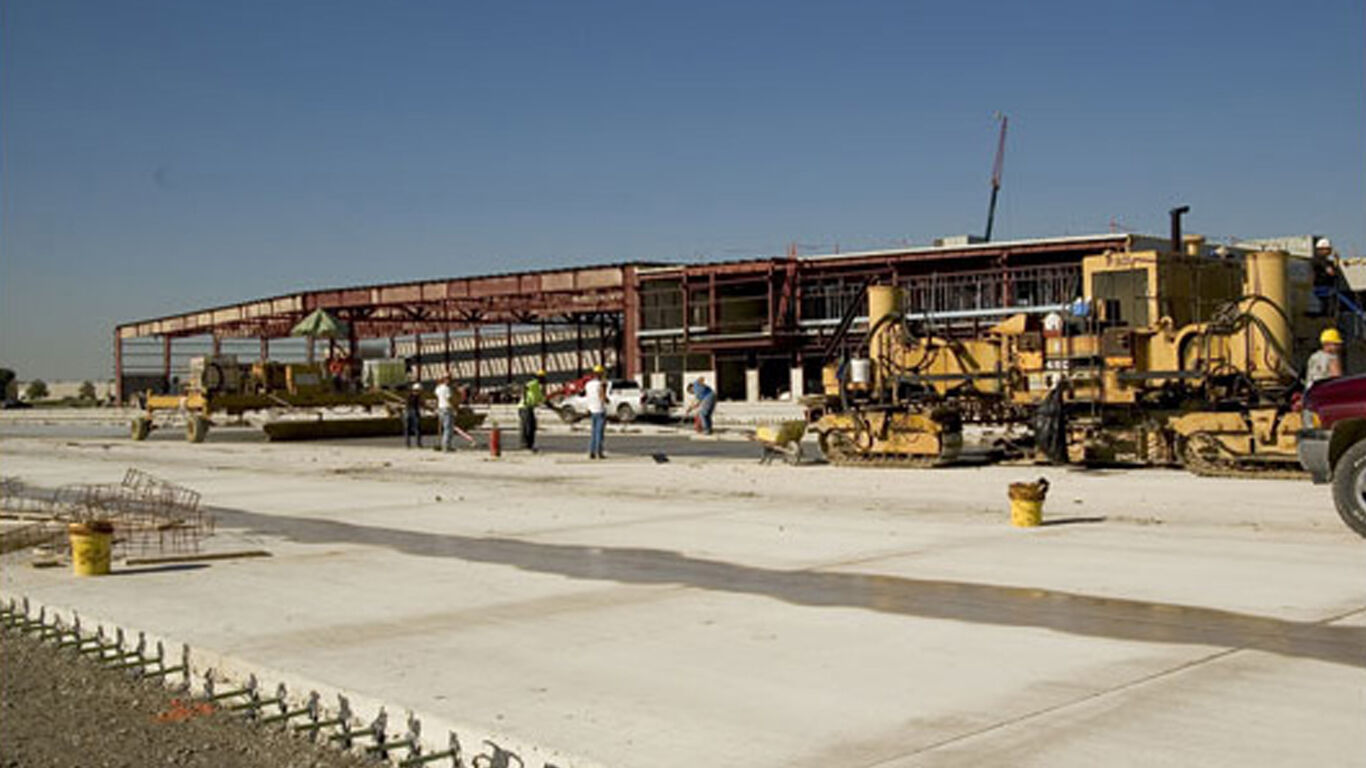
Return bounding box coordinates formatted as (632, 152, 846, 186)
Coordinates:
(684, 377, 717, 435)
(585, 365, 607, 459)
(403, 382, 424, 449)
(433, 374, 476, 451)
(519, 370, 548, 452)
(1306, 328, 1345, 388)
(435, 375, 455, 451)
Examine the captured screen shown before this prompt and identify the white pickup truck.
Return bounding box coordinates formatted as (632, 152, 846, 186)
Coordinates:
(556, 379, 676, 423)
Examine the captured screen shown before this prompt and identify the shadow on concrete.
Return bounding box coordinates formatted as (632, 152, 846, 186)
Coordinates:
(1038, 516, 1108, 527)
(108, 564, 210, 577)
(208, 505, 1366, 669)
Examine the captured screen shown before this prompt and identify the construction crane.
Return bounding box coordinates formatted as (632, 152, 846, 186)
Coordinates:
(983, 113, 1008, 242)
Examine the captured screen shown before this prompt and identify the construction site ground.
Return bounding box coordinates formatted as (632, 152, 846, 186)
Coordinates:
(0, 628, 375, 768)
(1, 420, 1363, 767)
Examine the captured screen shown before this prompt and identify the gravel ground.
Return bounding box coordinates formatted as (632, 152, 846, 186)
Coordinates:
(0, 630, 375, 768)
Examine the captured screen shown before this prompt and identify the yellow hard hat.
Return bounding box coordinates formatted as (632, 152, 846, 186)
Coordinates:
(536, 369, 547, 377)
(1321, 328, 1344, 345)
(592, 364, 605, 374)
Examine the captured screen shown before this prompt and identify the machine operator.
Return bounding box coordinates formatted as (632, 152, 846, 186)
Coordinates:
(1306, 328, 1344, 389)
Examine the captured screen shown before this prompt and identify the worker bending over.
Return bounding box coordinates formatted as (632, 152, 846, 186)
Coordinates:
(685, 378, 717, 435)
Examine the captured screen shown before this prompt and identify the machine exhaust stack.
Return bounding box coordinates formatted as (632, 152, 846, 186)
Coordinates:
(1169, 206, 1190, 254)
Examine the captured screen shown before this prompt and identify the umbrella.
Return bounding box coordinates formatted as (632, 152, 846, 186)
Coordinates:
(290, 308, 348, 339)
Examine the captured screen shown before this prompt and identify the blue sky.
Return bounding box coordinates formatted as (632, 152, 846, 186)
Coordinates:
(2, 0, 1363, 379)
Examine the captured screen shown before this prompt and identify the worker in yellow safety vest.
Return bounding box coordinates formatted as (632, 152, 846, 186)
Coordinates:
(519, 370, 548, 451)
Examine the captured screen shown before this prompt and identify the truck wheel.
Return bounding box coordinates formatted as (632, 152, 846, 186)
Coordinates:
(130, 417, 150, 441)
(616, 404, 636, 423)
(557, 406, 580, 424)
(1331, 439, 1366, 539)
(186, 415, 209, 444)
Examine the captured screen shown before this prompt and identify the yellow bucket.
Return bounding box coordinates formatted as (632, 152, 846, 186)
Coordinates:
(1007, 479, 1049, 528)
(69, 521, 114, 576)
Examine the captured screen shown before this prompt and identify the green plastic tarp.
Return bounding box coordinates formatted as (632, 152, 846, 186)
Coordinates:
(290, 308, 348, 339)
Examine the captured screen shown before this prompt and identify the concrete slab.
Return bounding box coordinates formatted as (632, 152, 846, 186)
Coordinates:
(2, 433, 1362, 767)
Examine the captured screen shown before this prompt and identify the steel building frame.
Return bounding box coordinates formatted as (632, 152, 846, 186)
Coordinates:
(113, 233, 1166, 403)
(113, 264, 652, 403)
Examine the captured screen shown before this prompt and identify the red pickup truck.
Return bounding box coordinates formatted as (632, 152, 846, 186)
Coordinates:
(1298, 373, 1366, 538)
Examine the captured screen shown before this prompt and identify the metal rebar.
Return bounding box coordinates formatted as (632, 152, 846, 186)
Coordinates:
(103, 632, 147, 667)
(229, 683, 286, 716)
(471, 740, 524, 768)
(399, 732, 462, 767)
(77, 628, 113, 656)
(367, 713, 420, 759)
(38, 616, 65, 642)
(261, 691, 319, 725)
(205, 672, 256, 702)
(19, 607, 47, 633)
(295, 695, 351, 737)
(330, 708, 385, 748)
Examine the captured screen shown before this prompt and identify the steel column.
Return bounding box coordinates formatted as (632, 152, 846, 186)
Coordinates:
(473, 326, 481, 392)
(162, 336, 172, 385)
(113, 330, 124, 405)
(575, 321, 583, 376)
(598, 316, 607, 370)
(622, 265, 640, 379)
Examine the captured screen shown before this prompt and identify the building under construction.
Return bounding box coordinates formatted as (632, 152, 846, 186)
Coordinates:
(113, 231, 1331, 404)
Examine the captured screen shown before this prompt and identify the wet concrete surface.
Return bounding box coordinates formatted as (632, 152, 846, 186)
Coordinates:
(210, 504, 1366, 670)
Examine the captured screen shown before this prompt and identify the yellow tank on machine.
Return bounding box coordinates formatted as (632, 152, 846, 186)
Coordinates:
(807, 231, 1325, 476)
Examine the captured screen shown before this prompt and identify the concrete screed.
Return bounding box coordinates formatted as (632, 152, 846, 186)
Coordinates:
(1, 432, 1363, 768)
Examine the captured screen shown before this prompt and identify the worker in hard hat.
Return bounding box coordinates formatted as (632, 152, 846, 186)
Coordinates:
(1306, 328, 1344, 388)
(585, 364, 608, 459)
(519, 369, 548, 452)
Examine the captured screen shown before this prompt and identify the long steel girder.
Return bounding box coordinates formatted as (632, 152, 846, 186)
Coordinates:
(116, 264, 641, 341)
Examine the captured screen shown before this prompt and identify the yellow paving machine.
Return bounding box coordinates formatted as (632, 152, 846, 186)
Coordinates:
(807, 237, 1330, 476)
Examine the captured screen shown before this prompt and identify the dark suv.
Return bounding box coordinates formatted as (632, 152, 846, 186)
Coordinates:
(1299, 373, 1366, 538)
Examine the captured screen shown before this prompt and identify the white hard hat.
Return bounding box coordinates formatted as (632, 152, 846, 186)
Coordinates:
(1316, 237, 1332, 251)
(411, 382, 422, 390)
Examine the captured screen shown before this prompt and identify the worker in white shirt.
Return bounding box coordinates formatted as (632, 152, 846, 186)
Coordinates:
(584, 365, 608, 459)
(435, 375, 456, 452)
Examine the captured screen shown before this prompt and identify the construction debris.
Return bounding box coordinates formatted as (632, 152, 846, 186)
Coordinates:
(0, 470, 214, 559)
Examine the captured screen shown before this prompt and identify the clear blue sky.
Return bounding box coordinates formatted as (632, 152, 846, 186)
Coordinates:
(2, 0, 1362, 379)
